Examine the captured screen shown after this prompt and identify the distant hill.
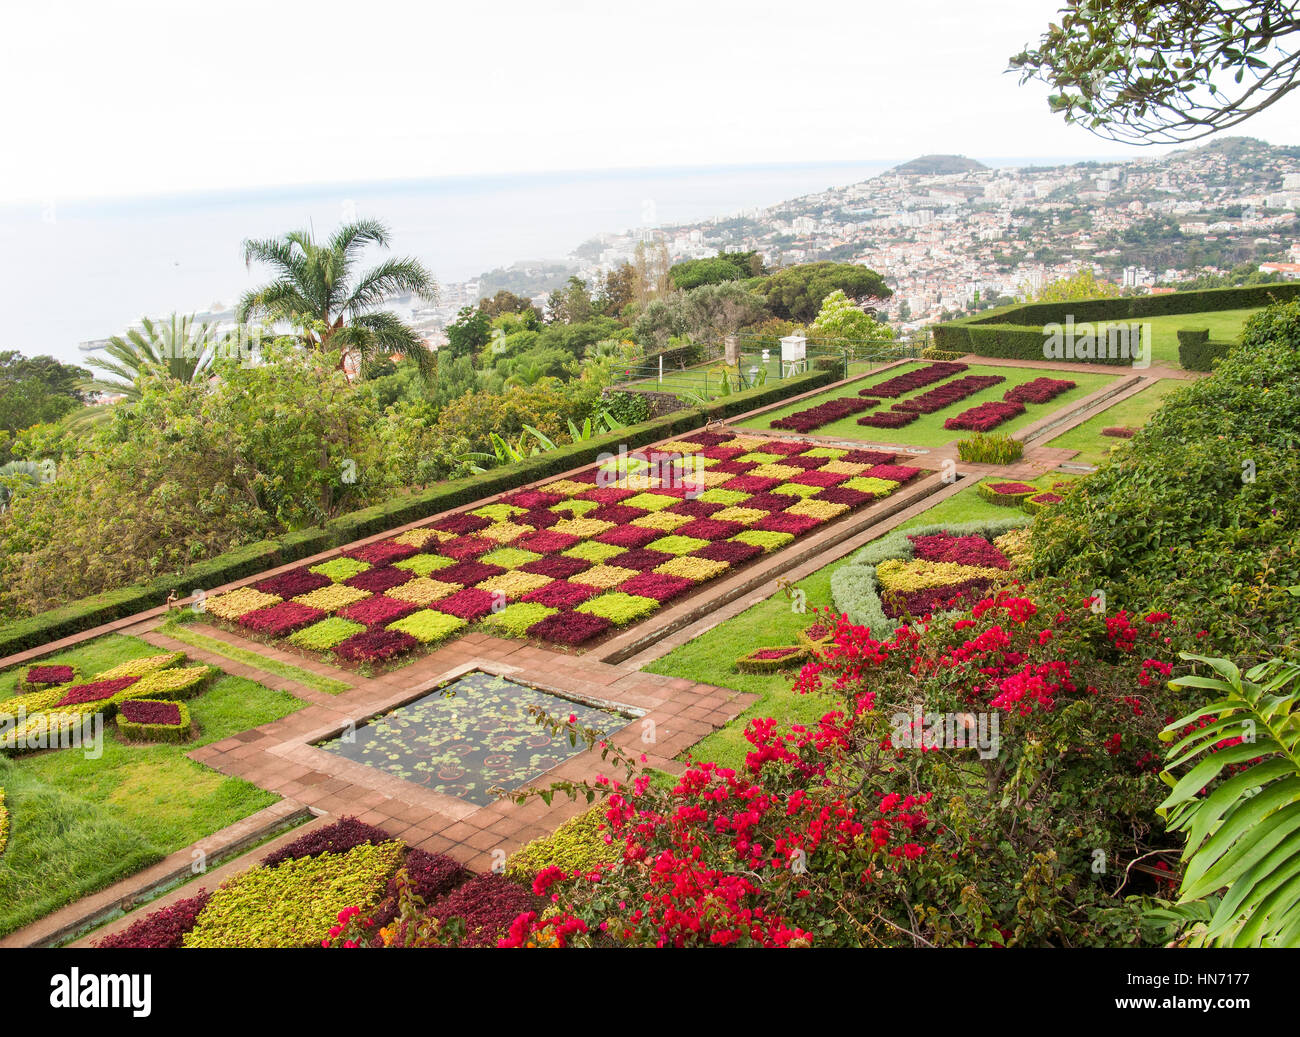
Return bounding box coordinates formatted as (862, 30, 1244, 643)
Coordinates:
(891, 154, 989, 175)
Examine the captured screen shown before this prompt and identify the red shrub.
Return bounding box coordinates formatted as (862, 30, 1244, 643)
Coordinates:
(429, 874, 542, 948)
(909, 533, 1011, 570)
(593, 525, 662, 549)
(333, 629, 419, 663)
(346, 565, 416, 593)
(762, 440, 813, 455)
(338, 595, 419, 627)
(771, 396, 870, 434)
(430, 513, 490, 535)
(815, 487, 873, 507)
(700, 446, 748, 461)
(584, 504, 648, 525)
(501, 489, 564, 509)
(857, 410, 917, 428)
(24, 664, 74, 685)
(864, 464, 922, 483)
(436, 561, 505, 586)
(431, 588, 499, 621)
(722, 475, 782, 494)
(239, 601, 327, 636)
(439, 536, 494, 560)
(789, 469, 848, 487)
(942, 401, 1025, 432)
(841, 450, 896, 465)
(119, 699, 183, 725)
(514, 530, 580, 554)
(521, 555, 594, 579)
(618, 572, 695, 602)
(254, 567, 332, 597)
(583, 486, 638, 504)
(96, 890, 212, 949)
(695, 539, 764, 564)
(606, 548, 674, 571)
(526, 610, 612, 645)
(864, 361, 968, 398)
(1003, 377, 1075, 404)
(755, 512, 820, 535)
(521, 580, 600, 608)
(516, 508, 563, 529)
(346, 540, 419, 566)
(673, 518, 745, 541)
(668, 498, 726, 517)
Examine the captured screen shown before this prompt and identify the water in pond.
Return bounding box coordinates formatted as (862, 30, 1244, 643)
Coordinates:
(316, 670, 627, 806)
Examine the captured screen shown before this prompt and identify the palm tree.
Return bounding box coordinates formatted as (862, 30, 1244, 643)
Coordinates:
(238, 220, 437, 376)
(76, 313, 223, 421)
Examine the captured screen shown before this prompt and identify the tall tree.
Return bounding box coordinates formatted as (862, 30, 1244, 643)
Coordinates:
(1011, 1, 1300, 144)
(238, 220, 438, 375)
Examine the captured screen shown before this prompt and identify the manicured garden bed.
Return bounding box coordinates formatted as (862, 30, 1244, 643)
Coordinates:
(739, 363, 1115, 446)
(201, 433, 925, 665)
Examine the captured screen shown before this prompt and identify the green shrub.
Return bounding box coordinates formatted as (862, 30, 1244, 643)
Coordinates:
(921, 347, 965, 361)
(1178, 337, 1233, 372)
(183, 841, 405, 948)
(506, 805, 620, 879)
(956, 433, 1024, 464)
(1029, 300, 1300, 652)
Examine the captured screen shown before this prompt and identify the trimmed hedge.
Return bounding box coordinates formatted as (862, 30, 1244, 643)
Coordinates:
(1178, 335, 1233, 372)
(0, 371, 834, 658)
(933, 283, 1300, 362)
(115, 698, 193, 743)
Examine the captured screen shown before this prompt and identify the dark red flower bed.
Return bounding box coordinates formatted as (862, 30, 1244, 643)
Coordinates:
(761, 439, 814, 455)
(778, 455, 830, 470)
(333, 628, 419, 663)
(119, 699, 183, 725)
(618, 572, 695, 602)
(790, 469, 849, 487)
(738, 492, 795, 512)
(439, 535, 494, 560)
(687, 431, 734, 447)
(521, 580, 599, 608)
(239, 600, 327, 636)
(338, 595, 419, 627)
(516, 508, 563, 528)
(346, 565, 416, 593)
(96, 890, 211, 949)
(25, 664, 74, 685)
(695, 539, 764, 564)
(429, 873, 543, 948)
(700, 446, 747, 461)
(254, 567, 332, 597)
(882, 577, 1000, 619)
(858, 410, 917, 428)
(56, 677, 140, 707)
(668, 498, 726, 517)
(521, 554, 593, 579)
(865, 464, 922, 483)
(771, 395, 870, 434)
(674, 518, 745, 541)
(436, 560, 505, 586)
(1030, 492, 1063, 504)
(909, 532, 1012, 570)
(430, 513, 490, 536)
(513, 529, 580, 554)
(501, 489, 564, 509)
(607, 548, 674, 571)
(722, 475, 782, 494)
(816, 487, 873, 506)
(863, 361, 968, 398)
(708, 460, 753, 475)
(943, 400, 1025, 432)
(1003, 377, 1076, 404)
(755, 512, 820, 535)
(841, 450, 897, 465)
(262, 817, 395, 868)
(988, 481, 1037, 494)
(363, 850, 471, 942)
(593, 525, 663, 549)
(584, 504, 648, 525)
(890, 374, 1005, 415)
(346, 540, 419, 566)
(526, 609, 612, 645)
(431, 588, 499, 621)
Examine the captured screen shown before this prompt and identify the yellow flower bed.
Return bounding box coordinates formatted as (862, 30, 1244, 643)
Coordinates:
(388, 578, 460, 605)
(711, 506, 767, 525)
(540, 479, 590, 497)
(552, 517, 615, 538)
(654, 556, 729, 582)
(206, 587, 281, 620)
(293, 584, 371, 612)
(787, 499, 849, 520)
(578, 564, 638, 590)
(874, 558, 1010, 594)
(630, 511, 692, 531)
(478, 521, 531, 544)
(476, 570, 554, 598)
(748, 463, 801, 480)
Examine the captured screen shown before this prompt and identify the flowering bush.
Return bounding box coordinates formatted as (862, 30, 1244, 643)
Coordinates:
(504, 596, 1208, 948)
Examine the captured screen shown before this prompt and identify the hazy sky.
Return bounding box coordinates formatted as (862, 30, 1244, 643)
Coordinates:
(3, 0, 1300, 204)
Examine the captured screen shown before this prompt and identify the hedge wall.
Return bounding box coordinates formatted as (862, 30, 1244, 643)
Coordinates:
(0, 370, 836, 658)
(940, 282, 1300, 332)
(1175, 329, 1233, 371)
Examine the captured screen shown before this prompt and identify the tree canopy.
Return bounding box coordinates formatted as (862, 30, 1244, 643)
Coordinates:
(757, 262, 891, 322)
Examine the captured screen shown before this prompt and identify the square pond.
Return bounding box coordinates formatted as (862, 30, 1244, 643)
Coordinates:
(315, 670, 630, 806)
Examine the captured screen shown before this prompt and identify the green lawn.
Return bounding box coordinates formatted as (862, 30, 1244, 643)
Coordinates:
(1046, 378, 1185, 467)
(641, 473, 1071, 770)
(736, 362, 1116, 447)
(1143, 307, 1259, 367)
(0, 634, 303, 937)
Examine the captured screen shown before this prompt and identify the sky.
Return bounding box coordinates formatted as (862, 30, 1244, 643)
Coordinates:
(5, 0, 1300, 206)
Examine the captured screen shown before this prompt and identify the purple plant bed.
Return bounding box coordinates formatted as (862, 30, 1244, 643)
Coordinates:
(741, 492, 799, 512)
(618, 572, 694, 602)
(526, 609, 612, 646)
(521, 580, 600, 608)
(428, 873, 542, 948)
(440, 536, 495, 560)
(583, 486, 639, 504)
(96, 890, 212, 949)
(593, 525, 662, 549)
(864, 464, 922, 483)
(347, 541, 420, 566)
(431, 588, 500, 621)
(606, 548, 675, 571)
(516, 508, 564, 529)
(346, 565, 417, 593)
(431, 513, 490, 536)
(841, 450, 897, 465)
(696, 539, 764, 564)
(584, 504, 649, 525)
(262, 817, 395, 868)
(858, 410, 917, 428)
(521, 555, 593, 579)
(721, 475, 782, 494)
(501, 489, 565, 510)
(119, 699, 183, 725)
(816, 487, 873, 507)
(755, 512, 820, 535)
(790, 469, 849, 488)
(436, 561, 506, 586)
(254, 567, 332, 598)
(514, 530, 580, 554)
(668, 499, 726, 518)
(56, 677, 140, 707)
(909, 533, 1011, 570)
(24, 664, 75, 686)
(333, 628, 419, 663)
(673, 518, 745, 541)
(338, 595, 420, 627)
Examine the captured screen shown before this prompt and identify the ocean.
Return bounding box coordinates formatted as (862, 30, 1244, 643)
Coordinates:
(1, 161, 900, 365)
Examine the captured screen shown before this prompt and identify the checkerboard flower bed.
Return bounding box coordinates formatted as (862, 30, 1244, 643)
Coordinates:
(770, 395, 872, 434)
(735, 644, 809, 673)
(1003, 377, 1076, 404)
(116, 698, 192, 743)
(862, 361, 968, 398)
(200, 436, 917, 660)
(943, 400, 1025, 432)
